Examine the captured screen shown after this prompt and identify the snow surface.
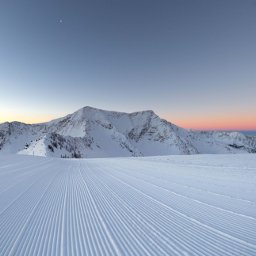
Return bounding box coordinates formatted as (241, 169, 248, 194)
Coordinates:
(0, 154, 256, 255)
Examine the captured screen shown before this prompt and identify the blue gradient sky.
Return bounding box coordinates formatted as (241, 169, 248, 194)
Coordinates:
(0, 0, 255, 129)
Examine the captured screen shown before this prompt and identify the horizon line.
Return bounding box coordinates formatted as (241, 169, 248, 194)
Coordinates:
(0, 116, 255, 132)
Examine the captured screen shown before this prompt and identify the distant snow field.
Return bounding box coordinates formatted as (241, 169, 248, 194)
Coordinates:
(0, 154, 256, 255)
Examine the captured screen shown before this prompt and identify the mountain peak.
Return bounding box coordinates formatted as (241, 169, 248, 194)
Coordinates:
(81, 106, 100, 111)
(1, 106, 255, 157)
(75, 106, 156, 116)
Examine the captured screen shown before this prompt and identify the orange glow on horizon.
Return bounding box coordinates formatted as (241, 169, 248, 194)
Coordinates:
(165, 113, 256, 131)
(0, 114, 57, 124)
(1, 112, 255, 131)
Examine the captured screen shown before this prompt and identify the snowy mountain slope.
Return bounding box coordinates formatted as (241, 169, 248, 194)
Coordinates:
(0, 106, 255, 157)
(188, 131, 256, 154)
(0, 122, 42, 153)
(0, 154, 256, 255)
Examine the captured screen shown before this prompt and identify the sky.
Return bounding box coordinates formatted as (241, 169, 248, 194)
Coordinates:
(0, 0, 255, 130)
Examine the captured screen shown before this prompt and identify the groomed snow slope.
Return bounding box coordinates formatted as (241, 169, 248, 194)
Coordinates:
(0, 154, 256, 255)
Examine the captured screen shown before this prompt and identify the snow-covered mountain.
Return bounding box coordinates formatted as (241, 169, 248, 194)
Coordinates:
(0, 106, 255, 158)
